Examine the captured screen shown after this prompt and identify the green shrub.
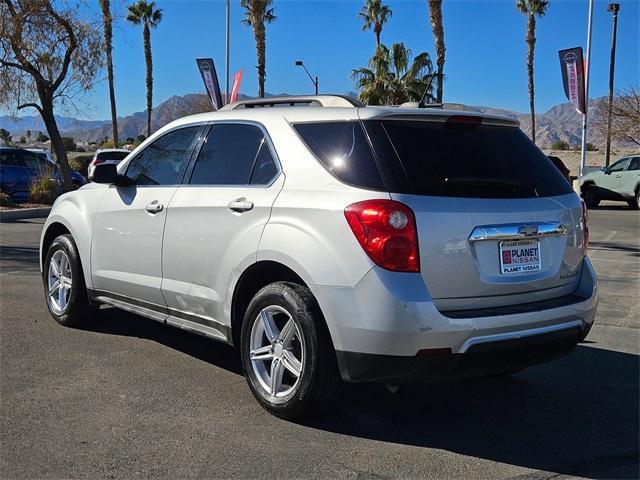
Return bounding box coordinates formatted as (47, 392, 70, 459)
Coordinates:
(0, 191, 14, 207)
(585, 143, 599, 151)
(28, 175, 58, 205)
(550, 140, 570, 150)
(68, 155, 91, 178)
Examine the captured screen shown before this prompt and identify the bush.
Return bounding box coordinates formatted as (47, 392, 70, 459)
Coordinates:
(68, 154, 92, 178)
(0, 191, 14, 207)
(28, 175, 58, 205)
(550, 140, 570, 150)
(76, 146, 86, 153)
(61, 136, 76, 151)
(585, 143, 599, 151)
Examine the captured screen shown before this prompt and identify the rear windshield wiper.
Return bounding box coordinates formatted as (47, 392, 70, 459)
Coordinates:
(443, 176, 522, 190)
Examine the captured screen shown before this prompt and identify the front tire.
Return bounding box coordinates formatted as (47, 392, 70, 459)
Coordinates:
(240, 282, 341, 420)
(582, 188, 600, 209)
(43, 234, 97, 327)
(628, 189, 640, 210)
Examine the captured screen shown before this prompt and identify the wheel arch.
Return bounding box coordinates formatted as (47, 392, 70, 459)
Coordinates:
(230, 260, 308, 347)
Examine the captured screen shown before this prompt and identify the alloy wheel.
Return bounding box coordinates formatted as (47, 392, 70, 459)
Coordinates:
(249, 305, 304, 399)
(48, 250, 72, 314)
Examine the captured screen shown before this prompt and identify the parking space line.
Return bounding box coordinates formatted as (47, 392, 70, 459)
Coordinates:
(602, 230, 618, 242)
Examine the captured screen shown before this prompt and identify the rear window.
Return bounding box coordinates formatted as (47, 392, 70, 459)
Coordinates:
(293, 121, 385, 191)
(377, 120, 573, 198)
(97, 151, 129, 161)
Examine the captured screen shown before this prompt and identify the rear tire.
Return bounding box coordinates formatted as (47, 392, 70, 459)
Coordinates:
(240, 282, 341, 420)
(43, 234, 98, 327)
(582, 188, 600, 209)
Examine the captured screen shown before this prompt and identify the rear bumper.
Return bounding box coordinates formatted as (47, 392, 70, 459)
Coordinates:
(336, 321, 585, 383)
(311, 257, 597, 383)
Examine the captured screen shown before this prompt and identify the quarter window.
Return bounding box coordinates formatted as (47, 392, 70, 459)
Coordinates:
(126, 126, 200, 185)
(190, 123, 276, 185)
(628, 157, 639, 171)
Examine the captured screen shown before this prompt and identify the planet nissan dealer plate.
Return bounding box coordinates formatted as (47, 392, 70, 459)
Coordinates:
(499, 239, 541, 274)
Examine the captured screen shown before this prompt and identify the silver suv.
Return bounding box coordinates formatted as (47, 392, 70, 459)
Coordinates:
(40, 95, 598, 419)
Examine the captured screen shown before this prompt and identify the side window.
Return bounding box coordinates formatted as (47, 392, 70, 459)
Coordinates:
(250, 141, 279, 185)
(126, 126, 200, 185)
(189, 124, 265, 185)
(610, 159, 630, 173)
(293, 121, 385, 191)
(628, 157, 639, 171)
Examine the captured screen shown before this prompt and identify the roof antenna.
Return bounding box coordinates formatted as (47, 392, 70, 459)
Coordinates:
(418, 73, 438, 108)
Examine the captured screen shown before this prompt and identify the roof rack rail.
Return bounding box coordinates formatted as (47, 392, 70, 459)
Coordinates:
(220, 94, 364, 111)
(399, 101, 482, 113)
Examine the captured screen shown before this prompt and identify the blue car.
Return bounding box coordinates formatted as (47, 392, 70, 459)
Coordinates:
(0, 147, 86, 203)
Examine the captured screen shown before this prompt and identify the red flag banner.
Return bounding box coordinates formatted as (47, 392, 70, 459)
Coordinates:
(558, 47, 586, 115)
(230, 69, 244, 104)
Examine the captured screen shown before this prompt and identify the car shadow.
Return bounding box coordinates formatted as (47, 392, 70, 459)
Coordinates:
(0, 244, 40, 273)
(81, 307, 638, 478)
(80, 307, 244, 376)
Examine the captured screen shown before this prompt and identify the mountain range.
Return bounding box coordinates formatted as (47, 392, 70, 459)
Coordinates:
(0, 93, 618, 148)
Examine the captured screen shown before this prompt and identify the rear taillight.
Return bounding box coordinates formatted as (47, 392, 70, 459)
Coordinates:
(581, 200, 589, 254)
(344, 199, 420, 272)
(91, 158, 105, 166)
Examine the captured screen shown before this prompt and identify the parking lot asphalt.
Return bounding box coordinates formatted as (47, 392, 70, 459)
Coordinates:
(1, 205, 638, 479)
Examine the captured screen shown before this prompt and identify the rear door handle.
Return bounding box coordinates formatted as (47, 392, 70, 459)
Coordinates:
(228, 197, 254, 213)
(145, 200, 163, 214)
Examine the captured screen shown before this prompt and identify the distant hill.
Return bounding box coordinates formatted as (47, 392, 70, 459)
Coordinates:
(0, 93, 623, 148)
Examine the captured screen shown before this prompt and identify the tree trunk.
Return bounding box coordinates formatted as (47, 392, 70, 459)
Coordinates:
(375, 25, 381, 47)
(526, 14, 536, 144)
(39, 93, 73, 192)
(100, 0, 118, 146)
(144, 23, 153, 137)
(428, 0, 445, 103)
(254, 22, 266, 98)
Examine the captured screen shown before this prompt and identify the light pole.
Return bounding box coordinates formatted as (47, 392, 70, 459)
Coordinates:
(605, 3, 620, 167)
(225, 0, 230, 104)
(295, 60, 318, 95)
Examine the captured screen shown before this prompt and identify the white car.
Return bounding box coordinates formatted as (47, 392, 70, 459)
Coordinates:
(580, 155, 640, 209)
(40, 95, 597, 419)
(87, 148, 130, 180)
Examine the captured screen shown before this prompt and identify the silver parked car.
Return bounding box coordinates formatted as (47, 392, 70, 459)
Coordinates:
(40, 95, 597, 419)
(580, 155, 640, 209)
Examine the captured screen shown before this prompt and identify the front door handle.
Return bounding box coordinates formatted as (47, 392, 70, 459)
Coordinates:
(228, 197, 254, 213)
(145, 200, 164, 214)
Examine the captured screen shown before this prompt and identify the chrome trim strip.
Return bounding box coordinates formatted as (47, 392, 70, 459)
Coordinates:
(88, 289, 232, 343)
(458, 319, 583, 353)
(468, 222, 568, 242)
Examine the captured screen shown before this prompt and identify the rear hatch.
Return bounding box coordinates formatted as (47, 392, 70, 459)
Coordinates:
(367, 116, 585, 311)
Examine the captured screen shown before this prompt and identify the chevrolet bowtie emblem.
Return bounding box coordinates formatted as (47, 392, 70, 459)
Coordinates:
(518, 225, 539, 236)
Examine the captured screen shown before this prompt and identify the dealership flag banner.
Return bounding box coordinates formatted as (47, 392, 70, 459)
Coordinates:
(196, 58, 223, 111)
(229, 69, 244, 104)
(558, 47, 586, 115)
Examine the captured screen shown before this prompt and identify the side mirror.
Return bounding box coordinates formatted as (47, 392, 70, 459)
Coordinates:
(602, 166, 611, 175)
(91, 163, 118, 184)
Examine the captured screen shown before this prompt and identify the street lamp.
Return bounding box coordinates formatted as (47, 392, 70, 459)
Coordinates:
(605, 2, 620, 167)
(295, 60, 318, 95)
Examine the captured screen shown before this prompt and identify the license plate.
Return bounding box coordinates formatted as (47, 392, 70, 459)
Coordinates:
(499, 239, 541, 274)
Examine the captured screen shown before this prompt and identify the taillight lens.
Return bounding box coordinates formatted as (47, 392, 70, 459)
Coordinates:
(344, 199, 420, 272)
(581, 200, 589, 254)
(91, 158, 105, 166)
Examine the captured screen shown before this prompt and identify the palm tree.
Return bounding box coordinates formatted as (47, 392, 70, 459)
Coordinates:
(358, 0, 392, 47)
(427, 0, 445, 103)
(100, 0, 118, 145)
(517, 0, 548, 144)
(241, 0, 276, 99)
(353, 42, 435, 106)
(126, 0, 163, 137)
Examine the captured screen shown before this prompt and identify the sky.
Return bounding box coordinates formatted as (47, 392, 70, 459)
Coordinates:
(5, 0, 640, 120)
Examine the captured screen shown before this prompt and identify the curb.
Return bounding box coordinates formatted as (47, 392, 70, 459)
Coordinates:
(0, 207, 51, 222)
